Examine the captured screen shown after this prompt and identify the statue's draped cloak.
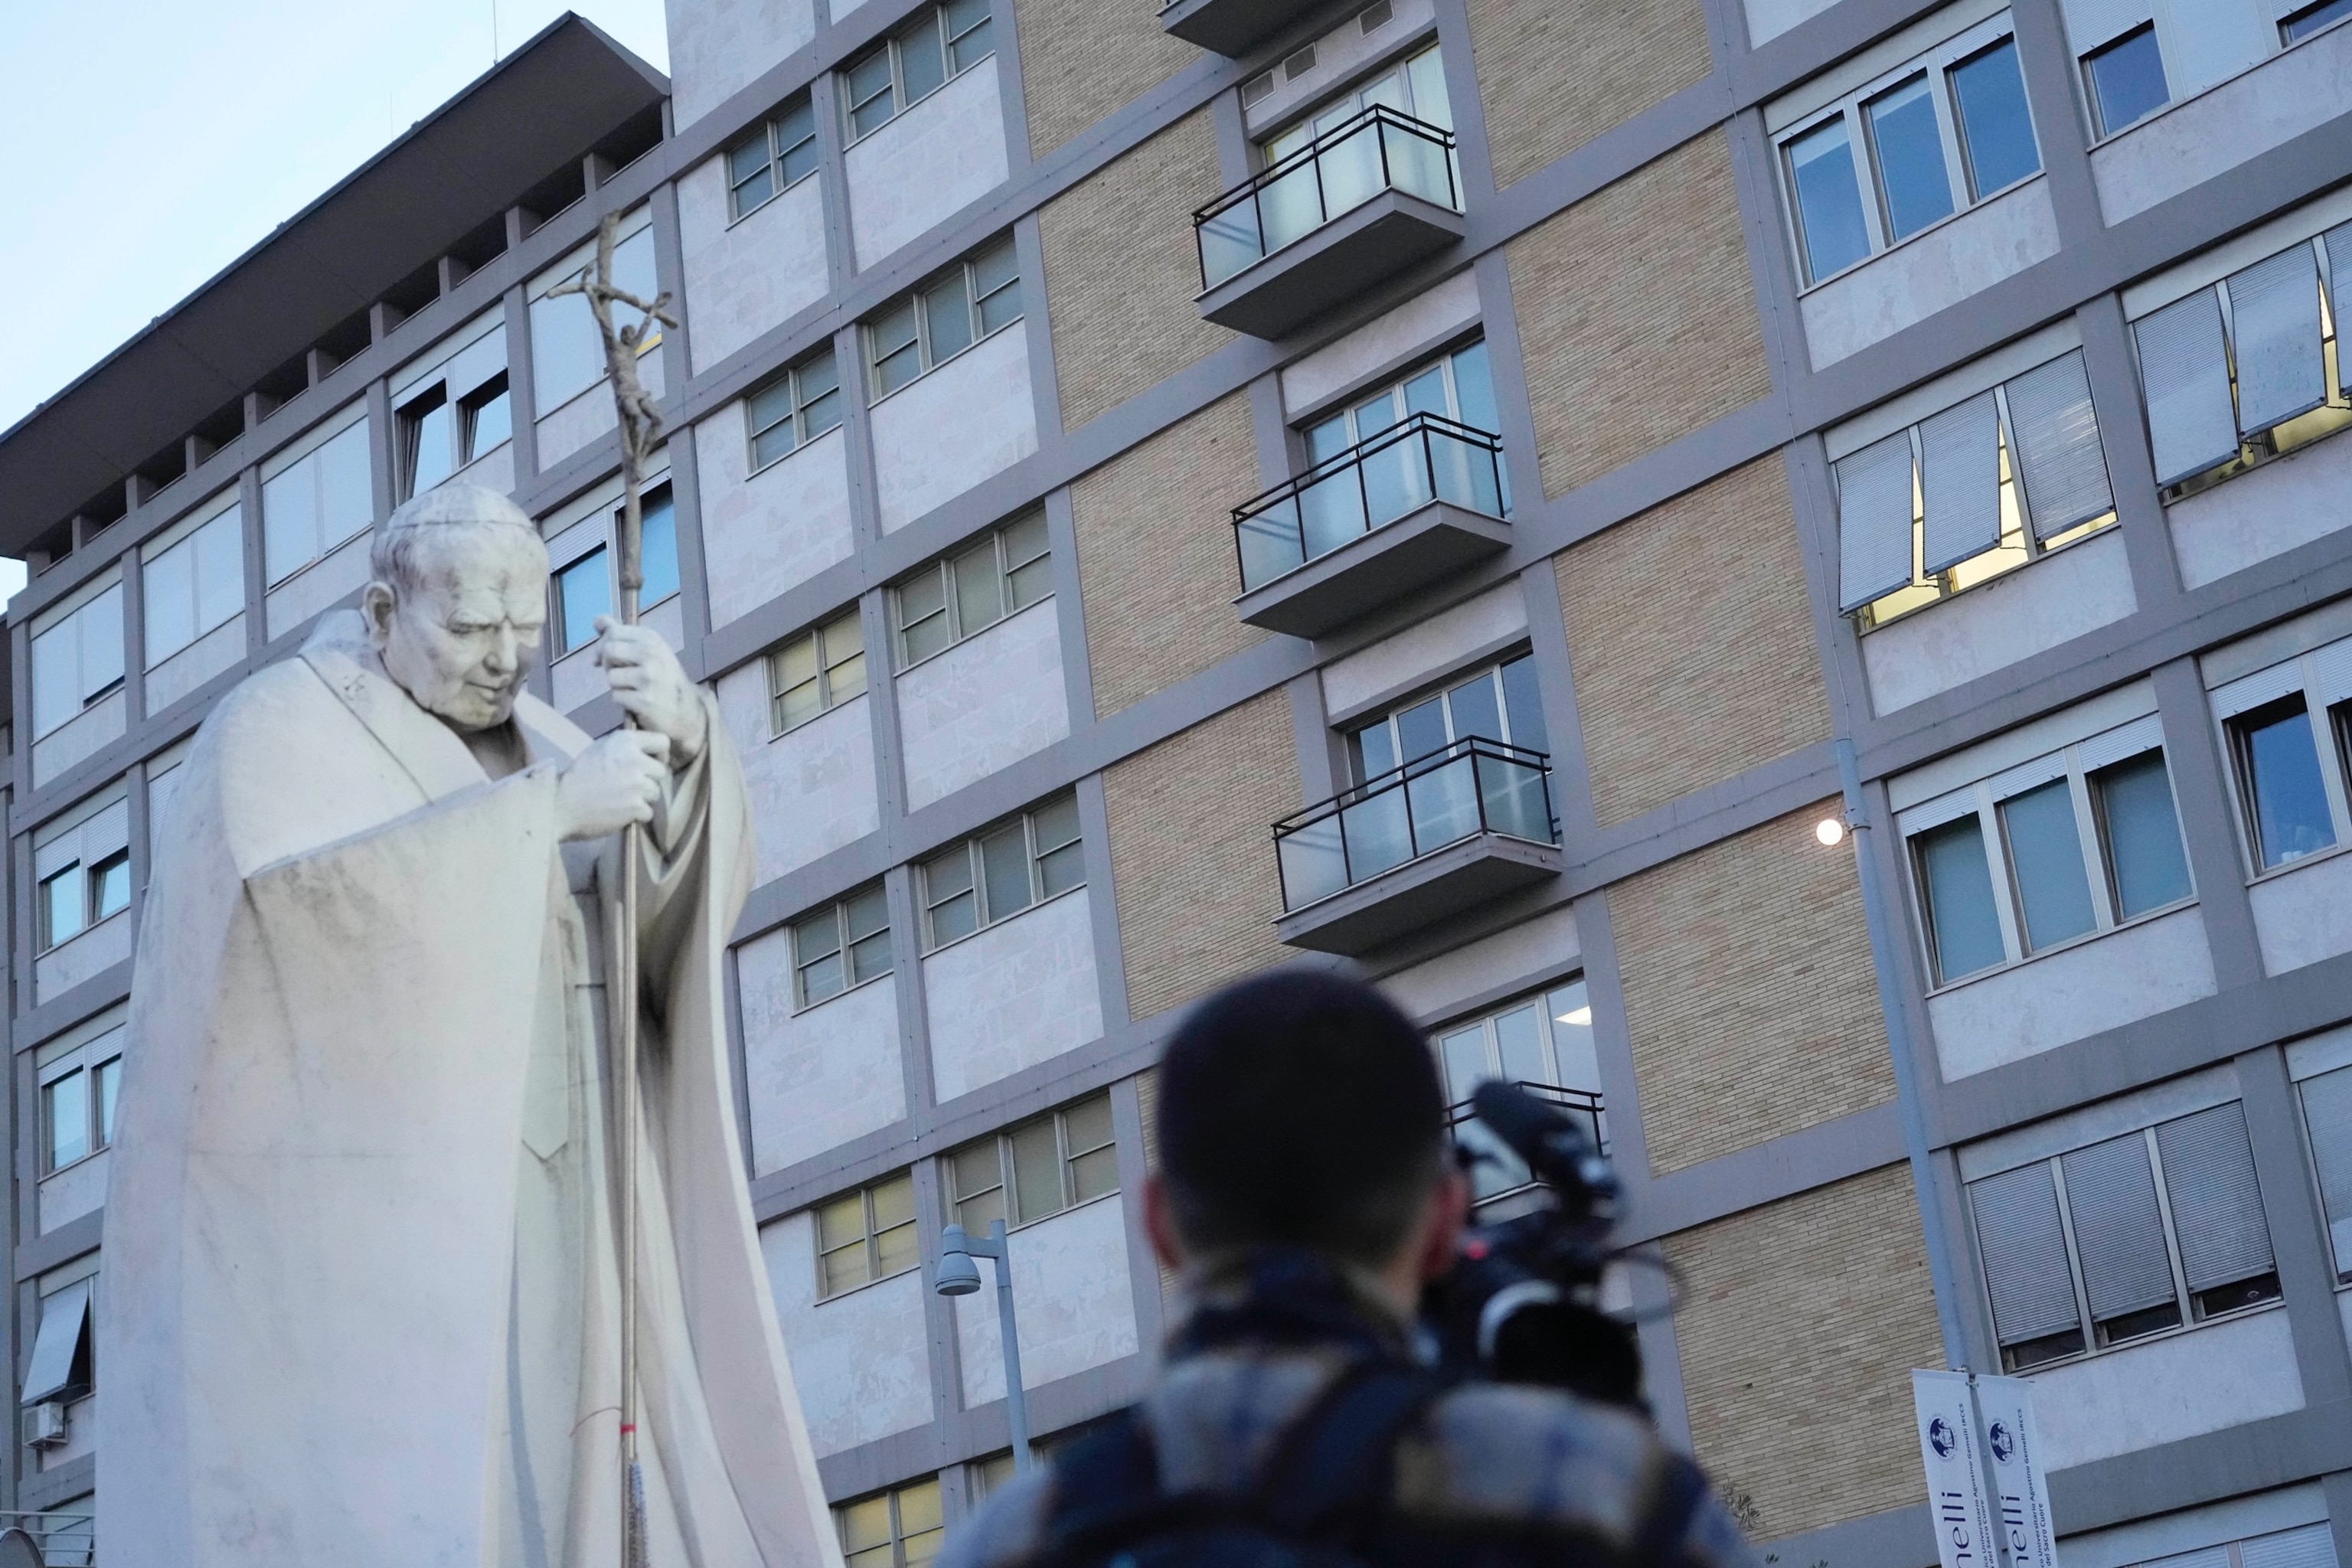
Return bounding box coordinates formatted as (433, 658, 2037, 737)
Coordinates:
(98, 615, 838, 1568)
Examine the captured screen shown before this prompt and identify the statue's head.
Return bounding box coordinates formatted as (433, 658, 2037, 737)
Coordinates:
(363, 485, 550, 732)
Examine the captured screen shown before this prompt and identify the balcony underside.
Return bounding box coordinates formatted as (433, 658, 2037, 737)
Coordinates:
(1198, 191, 1465, 340)
(1236, 498, 1510, 639)
(1276, 832, 1562, 956)
(1159, 0, 1325, 55)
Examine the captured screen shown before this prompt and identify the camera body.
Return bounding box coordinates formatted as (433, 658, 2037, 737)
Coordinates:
(1420, 1080, 1647, 1408)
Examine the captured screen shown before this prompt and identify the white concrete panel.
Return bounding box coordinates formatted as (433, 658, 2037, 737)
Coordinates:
(2096, 30, 2352, 224)
(264, 530, 373, 643)
(667, 0, 819, 132)
(737, 929, 906, 1175)
(1382, 904, 1580, 1022)
(144, 615, 245, 717)
(848, 60, 1011, 272)
(697, 421, 854, 630)
(38, 1150, 106, 1234)
(955, 1194, 1138, 1406)
(760, 1215, 935, 1455)
(717, 667, 880, 885)
(1802, 179, 2060, 370)
(31, 689, 125, 788)
(2028, 1308, 2301, 1471)
(1744, 0, 1840, 44)
(537, 382, 617, 471)
(2061, 1484, 2329, 1568)
(896, 600, 1069, 811)
(1863, 531, 2138, 715)
(871, 328, 1037, 533)
(35, 912, 132, 1005)
(1321, 583, 1528, 721)
(2250, 850, 2352, 975)
(925, 890, 1102, 1102)
(1282, 270, 1480, 416)
(1929, 906, 2216, 1080)
(444, 440, 514, 498)
(2170, 426, 2352, 590)
(681, 164, 830, 374)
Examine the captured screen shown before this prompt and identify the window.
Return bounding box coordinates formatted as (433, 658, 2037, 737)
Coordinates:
(1777, 18, 2040, 286)
(260, 417, 373, 585)
(866, 237, 1021, 399)
(2131, 225, 2352, 499)
(552, 486, 680, 656)
(38, 848, 130, 952)
(31, 583, 126, 741)
(22, 1279, 93, 1410)
(1835, 348, 2117, 625)
(1345, 653, 1548, 785)
(140, 505, 244, 673)
(727, 97, 820, 220)
(747, 348, 844, 471)
(841, 0, 993, 143)
(918, 794, 1082, 949)
(2210, 639, 2352, 877)
(946, 1091, 1117, 1234)
(890, 511, 1050, 667)
(531, 218, 658, 413)
(2082, 23, 2169, 136)
(42, 1053, 119, 1175)
(2282, 0, 2352, 41)
(462, 373, 513, 462)
(838, 1476, 942, 1568)
(1969, 1101, 2278, 1371)
(1259, 42, 1452, 168)
(814, 1171, 918, 1298)
(402, 374, 513, 497)
(1902, 717, 2192, 985)
(769, 609, 869, 733)
(1434, 982, 1602, 1201)
(792, 884, 892, 1008)
(1302, 340, 1502, 466)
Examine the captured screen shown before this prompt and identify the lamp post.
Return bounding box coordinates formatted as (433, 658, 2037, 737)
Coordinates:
(935, 1220, 1035, 1473)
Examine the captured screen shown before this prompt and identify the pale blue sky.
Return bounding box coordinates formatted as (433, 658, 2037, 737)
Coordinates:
(0, 1, 672, 594)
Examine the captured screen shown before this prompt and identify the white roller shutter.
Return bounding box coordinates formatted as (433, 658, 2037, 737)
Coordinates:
(2239, 1524, 2340, 1568)
(1920, 393, 2004, 574)
(2135, 289, 2239, 488)
(2061, 1134, 2176, 1321)
(2226, 245, 2325, 436)
(1836, 430, 1916, 612)
(2155, 1102, 2275, 1292)
(2004, 351, 2115, 538)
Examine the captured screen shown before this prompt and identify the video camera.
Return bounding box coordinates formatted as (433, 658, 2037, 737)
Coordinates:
(1419, 1080, 1648, 1409)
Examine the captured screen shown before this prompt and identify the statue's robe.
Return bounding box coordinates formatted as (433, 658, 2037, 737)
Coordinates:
(99, 612, 838, 1568)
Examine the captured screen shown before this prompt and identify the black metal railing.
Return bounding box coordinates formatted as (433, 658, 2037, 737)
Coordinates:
(1273, 737, 1555, 911)
(1447, 1082, 1606, 1202)
(1194, 106, 1460, 290)
(1233, 412, 1504, 592)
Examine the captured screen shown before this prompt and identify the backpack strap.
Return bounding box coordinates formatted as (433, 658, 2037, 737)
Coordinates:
(1038, 1409, 1163, 1544)
(1249, 1361, 1442, 1540)
(1628, 1452, 1711, 1565)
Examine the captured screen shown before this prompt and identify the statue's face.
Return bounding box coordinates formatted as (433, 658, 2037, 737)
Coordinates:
(373, 526, 550, 732)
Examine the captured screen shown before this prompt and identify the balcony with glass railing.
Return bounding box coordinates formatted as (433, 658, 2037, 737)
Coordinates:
(1273, 737, 1562, 953)
(1449, 1083, 1607, 1205)
(1193, 106, 1465, 338)
(1233, 411, 1509, 636)
(1157, 0, 1322, 54)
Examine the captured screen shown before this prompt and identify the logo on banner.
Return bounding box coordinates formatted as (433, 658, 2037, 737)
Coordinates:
(1927, 1416, 1958, 1459)
(1988, 1420, 2016, 1464)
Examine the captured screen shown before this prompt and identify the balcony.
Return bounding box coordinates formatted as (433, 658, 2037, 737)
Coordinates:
(1157, 0, 1325, 55)
(1449, 1084, 1607, 1204)
(1194, 107, 1464, 340)
(1234, 412, 1509, 638)
(1274, 739, 1560, 955)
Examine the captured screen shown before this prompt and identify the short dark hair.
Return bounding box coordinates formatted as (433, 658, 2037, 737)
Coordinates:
(1156, 969, 1447, 1267)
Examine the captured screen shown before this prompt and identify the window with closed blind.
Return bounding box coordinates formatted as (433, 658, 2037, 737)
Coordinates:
(834, 1475, 942, 1568)
(1968, 1099, 2279, 1371)
(812, 1171, 919, 1298)
(946, 1093, 1116, 1234)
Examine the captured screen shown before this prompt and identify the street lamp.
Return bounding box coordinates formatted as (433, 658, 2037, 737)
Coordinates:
(935, 1220, 1034, 1472)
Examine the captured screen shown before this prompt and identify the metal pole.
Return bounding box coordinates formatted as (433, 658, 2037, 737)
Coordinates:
(989, 1220, 1035, 1473)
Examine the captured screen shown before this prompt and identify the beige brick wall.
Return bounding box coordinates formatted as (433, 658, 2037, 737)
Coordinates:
(1556, 458, 1831, 827)
(1104, 691, 1297, 1021)
(1666, 1165, 1940, 1539)
(1468, 0, 1714, 189)
(1611, 802, 1893, 1173)
(1073, 390, 1265, 717)
(1014, 0, 1197, 159)
(1506, 133, 1772, 498)
(1039, 109, 1233, 431)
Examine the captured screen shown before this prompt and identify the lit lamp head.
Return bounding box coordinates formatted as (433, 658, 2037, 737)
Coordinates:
(1815, 816, 1847, 847)
(935, 1223, 983, 1297)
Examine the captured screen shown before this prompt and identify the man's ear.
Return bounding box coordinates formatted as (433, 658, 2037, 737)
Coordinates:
(361, 581, 397, 648)
(1144, 1173, 1189, 1274)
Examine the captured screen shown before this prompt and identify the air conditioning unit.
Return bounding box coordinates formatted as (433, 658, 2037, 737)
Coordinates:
(20, 1400, 66, 1449)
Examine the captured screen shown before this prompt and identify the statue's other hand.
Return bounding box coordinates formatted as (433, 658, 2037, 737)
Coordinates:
(595, 619, 708, 768)
(556, 730, 671, 841)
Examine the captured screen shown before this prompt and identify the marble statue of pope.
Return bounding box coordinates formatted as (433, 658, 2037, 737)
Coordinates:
(98, 485, 840, 1568)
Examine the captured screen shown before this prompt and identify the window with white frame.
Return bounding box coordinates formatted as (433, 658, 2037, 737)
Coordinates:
(747, 348, 844, 472)
(531, 215, 659, 413)
(1258, 40, 1453, 167)
(890, 510, 1050, 668)
(727, 96, 820, 220)
(813, 1169, 917, 1298)
(1835, 348, 2118, 626)
(918, 794, 1082, 949)
(865, 236, 1021, 400)
(836, 1475, 942, 1568)
(769, 608, 869, 734)
(2060, 0, 2352, 142)
(1344, 652, 1549, 786)
(394, 319, 511, 502)
(260, 415, 373, 586)
(946, 1091, 1116, 1233)
(1777, 14, 2040, 288)
(1433, 980, 1602, 1201)
(41, 1040, 122, 1175)
(2207, 636, 2352, 874)
(841, 0, 993, 144)
(1968, 1099, 2278, 1370)
(22, 1276, 95, 1411)
(29, 582, 125, 740)
(552, 484, 679, 657)
(1302, 340, 1501, 464)
(791, 884, 892, 1008)
(2296, 1056, 2352, 1283)
(142, 501, 245, 668)
(1902, 716, 2194, 986)
(39, 851, 129, 953)
(2131, 224, 2351, 501)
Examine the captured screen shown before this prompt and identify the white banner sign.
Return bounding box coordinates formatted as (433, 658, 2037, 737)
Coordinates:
(1974, 1375, 2056, 1568)
(1913, 1370, 2001, 1568)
